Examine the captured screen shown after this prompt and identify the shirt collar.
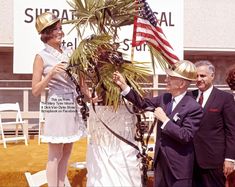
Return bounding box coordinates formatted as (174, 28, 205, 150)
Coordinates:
(174, 91, 187, 104)
(197, 85, 213, 107)
(199, 85, 213, 98)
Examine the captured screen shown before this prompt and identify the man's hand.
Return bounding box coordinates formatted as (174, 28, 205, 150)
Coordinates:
(113, 71, 128, 91)
(154, 107, 169, 123)
(223, 160, 234, 177)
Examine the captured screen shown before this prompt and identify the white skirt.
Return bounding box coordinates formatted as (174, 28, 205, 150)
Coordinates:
(41, 94, 87, 144)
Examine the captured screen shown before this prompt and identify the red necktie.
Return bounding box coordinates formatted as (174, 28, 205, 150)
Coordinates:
(198, 92, 203, 106)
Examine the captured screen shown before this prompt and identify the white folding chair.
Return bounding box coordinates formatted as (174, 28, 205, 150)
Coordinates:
(25, 170, 71, 187)
(0, 102, 28, 148)
(38, 102, 45, 144)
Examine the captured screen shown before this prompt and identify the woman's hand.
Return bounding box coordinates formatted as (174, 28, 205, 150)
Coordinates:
(90, 95, 103, 104)
(49, 63, 67, 77)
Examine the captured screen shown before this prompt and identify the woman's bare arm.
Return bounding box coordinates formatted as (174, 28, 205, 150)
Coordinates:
(32, 54, 66, 97)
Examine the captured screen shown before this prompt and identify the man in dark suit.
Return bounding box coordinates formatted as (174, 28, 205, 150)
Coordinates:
(113, 60, 203, 187)
(192, 60, 235, 187)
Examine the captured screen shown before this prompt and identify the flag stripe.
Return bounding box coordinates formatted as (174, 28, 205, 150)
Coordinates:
(133, 17, 179, 64)
(135, 31, 179, 60)
(132, 1, 179, 65)
(136, 35, 179, 64)
(136, 26, 172, 50)
(135, 19, 173, 49)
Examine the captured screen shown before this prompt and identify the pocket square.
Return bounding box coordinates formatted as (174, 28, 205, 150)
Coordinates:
(208, 108, 219, 112)
(173, 113, 181, 122)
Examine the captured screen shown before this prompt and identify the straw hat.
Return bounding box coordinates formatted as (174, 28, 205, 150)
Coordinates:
(165, 60, 197, 81)
(35, 12, 60, 34)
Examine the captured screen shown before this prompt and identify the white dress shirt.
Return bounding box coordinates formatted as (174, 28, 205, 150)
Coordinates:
(161, 91, 187, 129)
(196, 85, 213, 108)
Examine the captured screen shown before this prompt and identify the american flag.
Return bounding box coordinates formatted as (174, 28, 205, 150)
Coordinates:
(132, 0, 179, 65)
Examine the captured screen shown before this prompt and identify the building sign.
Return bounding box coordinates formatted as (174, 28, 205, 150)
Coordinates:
(13, 0, 183, 74)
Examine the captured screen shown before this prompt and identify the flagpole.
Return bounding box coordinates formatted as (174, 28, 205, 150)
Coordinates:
(131, 46, 135, 63)
(149, 46, 159, 97)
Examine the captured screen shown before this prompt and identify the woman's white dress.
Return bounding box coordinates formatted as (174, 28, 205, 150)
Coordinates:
(86, 105, 142, 187)
(39, 44, 86, 143)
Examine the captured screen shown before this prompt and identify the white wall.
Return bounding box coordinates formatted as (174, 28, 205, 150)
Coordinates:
(1, 0, 235, 50)
(184, 0, 235, 51)
(0, 0, 13, 46)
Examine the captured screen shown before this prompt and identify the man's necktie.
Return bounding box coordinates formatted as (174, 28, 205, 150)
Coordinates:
(198, 92, 203, 106)
(166, 98, 174, 116)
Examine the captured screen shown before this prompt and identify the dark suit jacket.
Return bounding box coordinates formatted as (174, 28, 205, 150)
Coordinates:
(124, 89, 203, 180)
(192, 87, 235, 169)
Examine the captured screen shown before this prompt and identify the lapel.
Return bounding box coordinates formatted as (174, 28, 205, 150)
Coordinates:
(203, 87, 216, 112)
(191, 87, 216, 119)
(169, 94, 189, 118)
(191, 90, 199, 100)
(163, 93, 172, 110)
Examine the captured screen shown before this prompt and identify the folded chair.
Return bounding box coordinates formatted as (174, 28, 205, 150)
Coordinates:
(0, 102, 28, 148)
(25, 170, 71, 187)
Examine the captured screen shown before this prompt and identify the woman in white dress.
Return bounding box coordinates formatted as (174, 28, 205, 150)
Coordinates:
(32, 12, 90, 187)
